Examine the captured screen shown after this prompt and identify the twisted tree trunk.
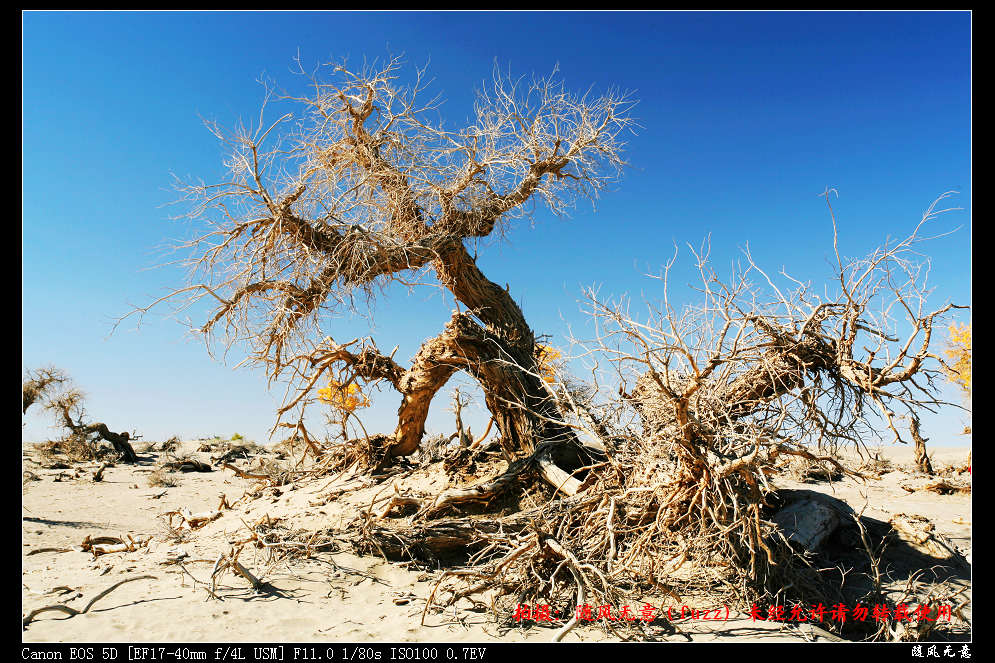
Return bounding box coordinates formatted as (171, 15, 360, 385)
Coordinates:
(176, 67, 631, 475)
(53, 402, 139, 464)
(325, 242, 582, 471)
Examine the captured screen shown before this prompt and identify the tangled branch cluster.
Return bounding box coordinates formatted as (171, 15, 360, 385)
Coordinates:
(402, 195, 967, 639)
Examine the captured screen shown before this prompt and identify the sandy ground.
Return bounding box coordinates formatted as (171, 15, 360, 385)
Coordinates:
(22, 440, 971, 643)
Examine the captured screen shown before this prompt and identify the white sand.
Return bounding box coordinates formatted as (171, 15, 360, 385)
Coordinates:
(22, 441, 971, 643)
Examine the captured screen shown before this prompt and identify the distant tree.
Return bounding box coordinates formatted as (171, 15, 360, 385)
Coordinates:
(44, 388, 140, 464)
(23, 366, 140, 463)
(22, 366, 69, 414)
(943, 322, 971, 398)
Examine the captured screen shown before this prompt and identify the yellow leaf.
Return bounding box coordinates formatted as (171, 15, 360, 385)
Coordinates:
(317, 379, 371, 413)
(536, 344, 562, 384)
(943, 323, 971, 397)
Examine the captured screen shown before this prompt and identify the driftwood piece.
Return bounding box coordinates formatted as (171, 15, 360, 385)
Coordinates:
(899, 477, 971, 495)
(92, 535, 153, 557)
(536, 451, 583, 497)
(81, 534, 153, 557)
(889, 513, 970, 570)
(165, 508, 223, 530)
(162, 459, 213, 473)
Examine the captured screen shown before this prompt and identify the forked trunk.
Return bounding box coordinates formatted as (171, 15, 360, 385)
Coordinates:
(386, 243, 578, 462)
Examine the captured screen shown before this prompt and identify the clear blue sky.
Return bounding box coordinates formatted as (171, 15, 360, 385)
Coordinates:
(22, 11, 971, 448)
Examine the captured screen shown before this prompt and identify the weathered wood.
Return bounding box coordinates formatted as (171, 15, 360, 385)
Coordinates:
(362, 493, 596, 560)
(85, 424, 139, 463)
(910, 418, 934, 475)
(423, 443, 582, 518)
(93, 463, 109, 482)
(899, 477, 970, 495)
(889, 513, 970, 569)
(162, 459, 213, 472)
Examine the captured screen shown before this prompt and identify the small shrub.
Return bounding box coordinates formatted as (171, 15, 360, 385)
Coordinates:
(148, 466, 179, 488)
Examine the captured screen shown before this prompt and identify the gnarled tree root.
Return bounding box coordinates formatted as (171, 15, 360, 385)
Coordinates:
(420, 443, 585, 519)
(360, 492, 596, 561)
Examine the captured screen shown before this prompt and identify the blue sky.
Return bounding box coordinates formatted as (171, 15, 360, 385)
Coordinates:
(22, 11, 971, 447)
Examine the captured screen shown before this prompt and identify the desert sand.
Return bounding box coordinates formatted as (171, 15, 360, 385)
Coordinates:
(22, 440, 971, 643)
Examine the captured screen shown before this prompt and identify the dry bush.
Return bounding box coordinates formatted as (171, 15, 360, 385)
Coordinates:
(783, 456, 846, 483)
(34, 434, 98, 464)
(157, 436, 182, 453)
(418, 433, 455, 465)
(148, 467, 179, 488)
(857, 452, 896, 478)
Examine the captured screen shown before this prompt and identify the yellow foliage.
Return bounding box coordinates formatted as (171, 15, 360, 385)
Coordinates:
(537, 344, 562, 384)
(317, 380, 370, 413)
(943, 322, 971, 397)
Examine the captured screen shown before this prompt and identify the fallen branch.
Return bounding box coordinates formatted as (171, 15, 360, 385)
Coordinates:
(22, 575, 156, 629)
(91, 534, 154, 557)
(223, 462, 274, 481)
(25, 547, 74, 556)
(162, 459, 213, 473)
(165, 508, 223, 530)
(208, 546, 263, 593)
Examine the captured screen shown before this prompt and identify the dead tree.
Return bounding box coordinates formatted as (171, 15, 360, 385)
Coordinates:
(135, 57, 634, 485)
(570, 192, 965, 577)
(22, 366, 69, 414)
(351, 198, 968, 641)
(44, 387, 140, 464)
